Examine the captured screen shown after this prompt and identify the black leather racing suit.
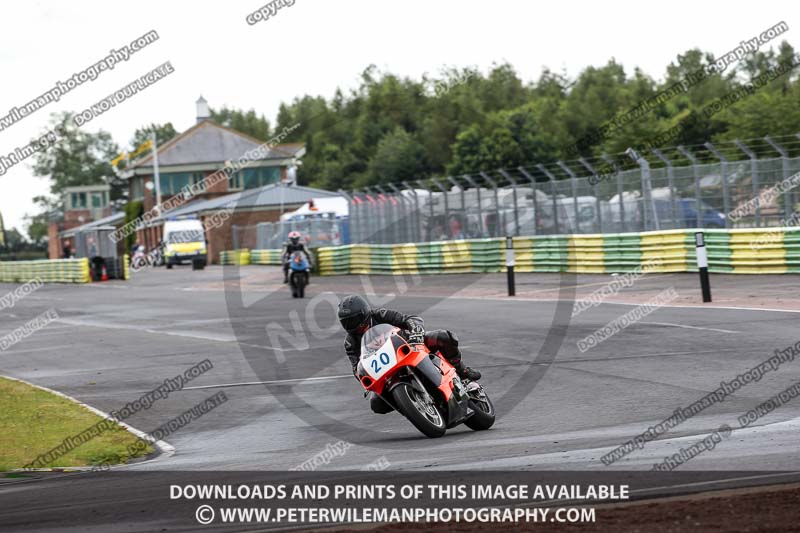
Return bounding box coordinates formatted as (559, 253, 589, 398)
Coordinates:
(344, 308, 464, 414)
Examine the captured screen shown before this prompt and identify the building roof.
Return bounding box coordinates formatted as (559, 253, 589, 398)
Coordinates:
(60, 211, 126, 238)
(122, 121, 305, 177)
(160, 183, 341, 220)
(63, 184, 111, 193)
(282, 197, 349, 220)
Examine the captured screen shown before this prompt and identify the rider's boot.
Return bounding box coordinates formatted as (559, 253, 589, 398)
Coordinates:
(427, 330, 482, 381)
(451, 357, 481, 381)
(457, 364, 482, 381)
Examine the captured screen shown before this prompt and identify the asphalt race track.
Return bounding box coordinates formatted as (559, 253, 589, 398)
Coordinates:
(2, 266, 800, 530)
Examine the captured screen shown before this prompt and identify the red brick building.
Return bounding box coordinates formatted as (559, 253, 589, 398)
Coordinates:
(120, 97, 308, 256)
(161, 183, 342, 260)
(49, 184, 113, 259)
(59, 98, 341, 263)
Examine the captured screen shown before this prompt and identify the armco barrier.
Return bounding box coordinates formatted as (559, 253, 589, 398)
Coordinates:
(220, 249, 251, 266)
(226, 227, 800, 275)
(219, 249, 293, 266)
(703, 227, 800, 274)
(0, 258, 91, 283)
(250, 249, 282, 265)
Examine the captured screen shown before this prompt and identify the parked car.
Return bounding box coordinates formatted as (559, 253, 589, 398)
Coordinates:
(652, 199, 726, 228)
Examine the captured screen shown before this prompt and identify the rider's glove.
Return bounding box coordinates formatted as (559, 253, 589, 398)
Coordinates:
(408, 324, 425, 345)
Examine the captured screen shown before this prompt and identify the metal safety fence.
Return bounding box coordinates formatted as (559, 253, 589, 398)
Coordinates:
(340, 137, 800, 245)
(232, 217, 347, 250)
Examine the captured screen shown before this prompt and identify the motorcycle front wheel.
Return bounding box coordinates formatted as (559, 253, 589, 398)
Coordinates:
(464, 386, 495, 431)
(391, 382, 446, 438)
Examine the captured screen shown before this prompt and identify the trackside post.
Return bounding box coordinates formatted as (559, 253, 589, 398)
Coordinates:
(506, 235, 515, 297)
(695, 231, 712, 302)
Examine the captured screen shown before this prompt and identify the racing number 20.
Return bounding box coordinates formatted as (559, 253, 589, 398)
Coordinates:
(371, 352, 391, 374)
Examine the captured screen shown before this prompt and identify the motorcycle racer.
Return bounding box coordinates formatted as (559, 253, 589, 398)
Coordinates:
(337, 294, 482, 414)
(281, 231, 313, 283)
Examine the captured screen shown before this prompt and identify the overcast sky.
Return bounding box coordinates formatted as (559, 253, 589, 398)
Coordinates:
(0, 0, 793, 232)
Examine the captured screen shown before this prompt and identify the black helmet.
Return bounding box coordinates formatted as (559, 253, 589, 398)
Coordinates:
(338, 294, 371, 333)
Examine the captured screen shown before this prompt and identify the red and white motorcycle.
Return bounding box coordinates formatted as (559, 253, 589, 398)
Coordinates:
(356, 323, 495, 438)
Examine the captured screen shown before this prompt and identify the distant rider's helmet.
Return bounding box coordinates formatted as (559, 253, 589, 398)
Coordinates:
(338, 294, 372, 334)
(288, 231, 301, 246)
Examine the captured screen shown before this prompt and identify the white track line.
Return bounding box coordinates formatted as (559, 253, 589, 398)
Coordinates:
(53, 317, 326, 353)
(446, 294, 800, 314)
(54, 317, 245, 345)
(0, 345, 64, 355)
(181, 374, 353, 391)
(639, 321, 739, 333)
(415, 415, 800, 471)
(630, 472, 800, 496)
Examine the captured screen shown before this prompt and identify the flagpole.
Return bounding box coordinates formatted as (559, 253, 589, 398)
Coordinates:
(152, 130, 162, 214)
(280, 162, 292, 218)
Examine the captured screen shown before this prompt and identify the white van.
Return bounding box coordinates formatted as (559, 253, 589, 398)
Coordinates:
(554, 196, 610, 233)
(161, 218, 207, 269)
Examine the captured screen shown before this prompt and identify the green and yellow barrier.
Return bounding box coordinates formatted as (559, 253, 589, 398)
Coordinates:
(225, 227, 800, 276)
(220, 249, 251, 266)
(250, 249, 282, 265)
(0, 258, 91, 283)
(702, 227, 800, 274)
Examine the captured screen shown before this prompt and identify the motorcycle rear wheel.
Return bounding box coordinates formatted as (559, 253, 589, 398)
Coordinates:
(392, 383, 446, 438)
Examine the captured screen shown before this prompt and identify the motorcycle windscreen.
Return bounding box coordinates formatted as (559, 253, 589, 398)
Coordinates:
(290, 251, 309, 270)
(360, 324, 399, 380)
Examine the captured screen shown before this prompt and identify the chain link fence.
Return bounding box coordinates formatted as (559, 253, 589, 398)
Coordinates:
(231, 138, 800, 247)
(232, 217, 348, 249)
(345, 151, 800, 244)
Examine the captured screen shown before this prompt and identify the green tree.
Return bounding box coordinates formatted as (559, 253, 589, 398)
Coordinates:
(112, 122, 178, 174)
(446, 125, 485, 176)
(256, 39, 798, 188)
(28, 113, 119, 244)
(211, 107, 271, 141)
(447, 103, 558, 174)
(130, 122, 177, 154)
(365, 127, 427, 187)
(123, 200, 144, 254)
(24, 195, 59, 244)
(32, 112, 119, 197)
(24, 215, 49, 246)
(4, 227, 25, 249)
(712, 44, 800, 141)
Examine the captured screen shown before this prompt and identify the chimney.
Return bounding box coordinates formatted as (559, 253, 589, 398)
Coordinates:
(196, 95, 210, 123)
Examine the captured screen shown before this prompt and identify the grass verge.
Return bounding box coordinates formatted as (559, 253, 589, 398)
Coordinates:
(0, 376, 153, 471)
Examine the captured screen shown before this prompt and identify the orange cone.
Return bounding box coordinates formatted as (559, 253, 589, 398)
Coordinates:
(101, 264, 109, 282)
